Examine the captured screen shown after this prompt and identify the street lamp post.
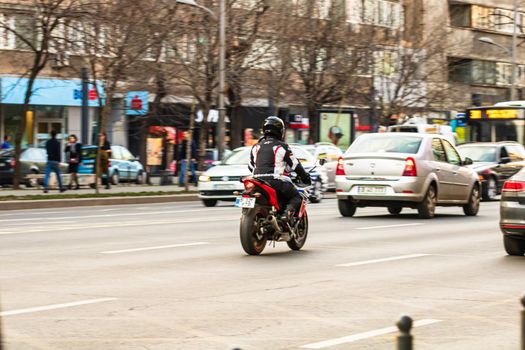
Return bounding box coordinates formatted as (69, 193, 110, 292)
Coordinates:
(478, 0, 518, 101)
(176, 0, 227, 159)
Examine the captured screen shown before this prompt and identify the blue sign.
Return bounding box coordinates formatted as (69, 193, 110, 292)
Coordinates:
(126, 91, 149, 115)
(0, 77, 105, 107)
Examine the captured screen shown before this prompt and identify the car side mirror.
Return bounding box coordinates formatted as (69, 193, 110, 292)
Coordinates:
(463, 157, 473, 166)
(500, 157, 511, 164)
(318, 158, 327, 166)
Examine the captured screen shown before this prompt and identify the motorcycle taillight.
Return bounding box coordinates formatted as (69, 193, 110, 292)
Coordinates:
(244, 181, 255, 192)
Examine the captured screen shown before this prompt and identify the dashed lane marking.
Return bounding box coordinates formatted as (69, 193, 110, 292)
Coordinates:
(300, 319, 442, 349)
(355, 223, 423, 230)
(100, 242, 209, 254)
(0, 298, 117, 317)
(336, 253, 430, 267)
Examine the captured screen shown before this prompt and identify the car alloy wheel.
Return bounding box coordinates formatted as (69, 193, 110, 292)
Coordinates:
(484, 177, 498, 201)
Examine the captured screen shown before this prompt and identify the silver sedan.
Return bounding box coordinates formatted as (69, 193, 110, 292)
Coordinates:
(500, 167, 525, 255)
(335, 133, 481, 219)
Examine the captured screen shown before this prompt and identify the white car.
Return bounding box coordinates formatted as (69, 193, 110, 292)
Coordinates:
(198, 146, 328, 207)
(299, 142, 343, 190)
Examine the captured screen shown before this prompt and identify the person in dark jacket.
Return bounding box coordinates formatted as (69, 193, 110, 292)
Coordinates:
(249, 117, 311, 222)
(98, 132, 112, 189)
(178, 131, 197, 186)
(43, 130, 65, 193)
(65, 134, 82, 189)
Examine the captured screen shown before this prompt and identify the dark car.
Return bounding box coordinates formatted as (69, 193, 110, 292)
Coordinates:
(457, 142, 525, 201)
(0, 147, 68, 187)
(500, 168, 525, 256)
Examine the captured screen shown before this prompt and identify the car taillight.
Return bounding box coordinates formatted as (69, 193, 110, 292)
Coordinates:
(10, 158, 15, 168)
(402, 157, 417, 177)
(336, 157, 345, 176)
(502, 180, 525, 193)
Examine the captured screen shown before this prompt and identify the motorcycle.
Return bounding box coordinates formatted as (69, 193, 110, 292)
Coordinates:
(236, 170, 317, 255)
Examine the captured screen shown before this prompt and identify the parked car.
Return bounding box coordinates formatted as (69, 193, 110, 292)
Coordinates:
(336, 133, 481, 219)
(457, 142, 525, 201)
(296, 142, 343, 190)
(500, 168, 525, 255)
(79, 145, 145, 184)
(0, 147, 68, 187)
(198, 145, 328, 207)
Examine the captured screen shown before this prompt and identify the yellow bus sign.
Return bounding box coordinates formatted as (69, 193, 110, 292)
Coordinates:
(486, 109, 519, 119)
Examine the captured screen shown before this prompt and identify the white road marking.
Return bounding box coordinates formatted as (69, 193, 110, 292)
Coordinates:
(101, 242, 209, 254)
(0, 298, 117, 317)
(356, 223, 423, 230)
(0, 217, 237, 235)
(0, 208, 236, 223)
(336, 254, 430, 267)
(301, 319, 442, 349)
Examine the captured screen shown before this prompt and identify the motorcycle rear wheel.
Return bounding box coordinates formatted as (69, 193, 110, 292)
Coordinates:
(287, 212, 308, 251)
(240, 208, 267, 255)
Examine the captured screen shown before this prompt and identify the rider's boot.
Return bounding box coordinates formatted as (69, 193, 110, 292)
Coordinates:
(280, 206, 295, 224)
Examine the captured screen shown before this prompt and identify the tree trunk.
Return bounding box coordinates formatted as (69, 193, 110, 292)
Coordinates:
(307, 103, 319, 144)
(13, 74, 37, 189)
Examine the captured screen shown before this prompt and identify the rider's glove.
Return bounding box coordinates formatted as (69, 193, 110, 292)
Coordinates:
(301, 173, 311, 186)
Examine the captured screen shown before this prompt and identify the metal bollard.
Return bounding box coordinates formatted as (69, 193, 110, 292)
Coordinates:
(521, 296, 525, 350)
(396, 315, 413, 350)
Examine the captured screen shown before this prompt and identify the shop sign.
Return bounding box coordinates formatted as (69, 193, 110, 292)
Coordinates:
(126, 91, 149, 115)
(1, 77, 104, 107)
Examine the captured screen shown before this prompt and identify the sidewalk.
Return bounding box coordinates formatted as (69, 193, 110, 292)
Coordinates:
(0, 183, 198, 197)
(0, 183, 200, 210)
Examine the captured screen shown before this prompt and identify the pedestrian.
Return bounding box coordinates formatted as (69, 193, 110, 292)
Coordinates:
(65, 134, 82, 190)
(99, 132, 112, 189)
(178, 131, 197, 187)
(43, 130, 65, 193)
(1, 135, 11, 149)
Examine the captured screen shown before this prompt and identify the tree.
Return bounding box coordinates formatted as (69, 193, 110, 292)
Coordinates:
(80, 0, 177, 191)
(270, 0, 371, 141)
(0, 0, 86, 189)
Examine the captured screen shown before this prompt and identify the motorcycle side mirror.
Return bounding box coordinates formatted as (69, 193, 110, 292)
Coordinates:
(318, 158, 327, 166)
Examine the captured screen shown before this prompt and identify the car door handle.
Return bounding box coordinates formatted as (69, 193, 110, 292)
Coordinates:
(434, 168, 440, 172)
(453, 171, 458, 175)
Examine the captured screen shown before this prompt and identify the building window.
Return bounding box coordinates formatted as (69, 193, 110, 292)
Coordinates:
(448, 58, 471, 83)
(348, 0, 403, 29)
(449, 4, 471, 27)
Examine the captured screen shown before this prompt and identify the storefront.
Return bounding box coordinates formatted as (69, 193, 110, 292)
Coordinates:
(466, 106, 525, 145)
(0, 76, 103, 148)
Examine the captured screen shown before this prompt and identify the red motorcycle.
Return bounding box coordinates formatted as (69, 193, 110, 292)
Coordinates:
(236, 177, 311, 255)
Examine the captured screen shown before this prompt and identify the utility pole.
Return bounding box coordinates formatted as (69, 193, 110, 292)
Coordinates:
(217, 0, 226, 159)
(511, 0, 518, 100)
(81, 67, 89, 144)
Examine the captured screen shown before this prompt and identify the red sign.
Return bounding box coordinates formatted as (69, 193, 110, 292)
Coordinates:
(131, 95, 142, 110)
(88, 88, 98, 101)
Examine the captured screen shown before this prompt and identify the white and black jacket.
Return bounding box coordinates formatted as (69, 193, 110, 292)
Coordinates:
(249, 136, 309, 182)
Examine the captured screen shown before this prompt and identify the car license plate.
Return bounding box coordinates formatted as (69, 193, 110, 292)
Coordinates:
(358, 186, 386, 194)
(214, 183, 235, 190)
(235, 196, 256, 208)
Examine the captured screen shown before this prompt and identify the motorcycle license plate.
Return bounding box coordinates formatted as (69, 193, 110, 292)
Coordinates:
(235, 196, 255, 208)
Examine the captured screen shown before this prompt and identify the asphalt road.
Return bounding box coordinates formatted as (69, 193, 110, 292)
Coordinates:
(0, 197, 523, 350)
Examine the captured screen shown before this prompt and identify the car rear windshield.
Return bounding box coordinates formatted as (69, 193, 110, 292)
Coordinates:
(457, 146, 497, 163)
(347, 135, 423, 154)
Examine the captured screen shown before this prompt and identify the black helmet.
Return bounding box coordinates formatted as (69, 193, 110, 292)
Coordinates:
(262, 116, 285, 140)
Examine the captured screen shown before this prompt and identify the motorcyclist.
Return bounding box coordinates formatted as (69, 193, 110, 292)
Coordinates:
(249, 116, 311, 222)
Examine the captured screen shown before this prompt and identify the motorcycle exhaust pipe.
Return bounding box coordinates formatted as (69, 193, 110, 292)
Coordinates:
(267, 215, 281, 233)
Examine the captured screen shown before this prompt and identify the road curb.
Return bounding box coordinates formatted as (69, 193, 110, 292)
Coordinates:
(0, 194, 200, 210)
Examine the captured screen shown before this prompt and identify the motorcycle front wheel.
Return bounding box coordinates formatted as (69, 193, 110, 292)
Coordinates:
(240, 208, 267, 255)
(287, 212, 308, 251)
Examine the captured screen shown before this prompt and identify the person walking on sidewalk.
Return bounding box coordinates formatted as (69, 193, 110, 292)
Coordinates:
(99, 132, 112, 189)
(43, 130, 65, 193)
(178, 131, 197, 187)
(65, 134, 82, 190)
(1, 135, 11, 149)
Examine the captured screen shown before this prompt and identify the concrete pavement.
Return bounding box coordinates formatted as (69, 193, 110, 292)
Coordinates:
(0, 198, 522, 349)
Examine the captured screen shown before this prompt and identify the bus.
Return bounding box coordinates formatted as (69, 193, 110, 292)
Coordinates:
(466, 101, 525, 145)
